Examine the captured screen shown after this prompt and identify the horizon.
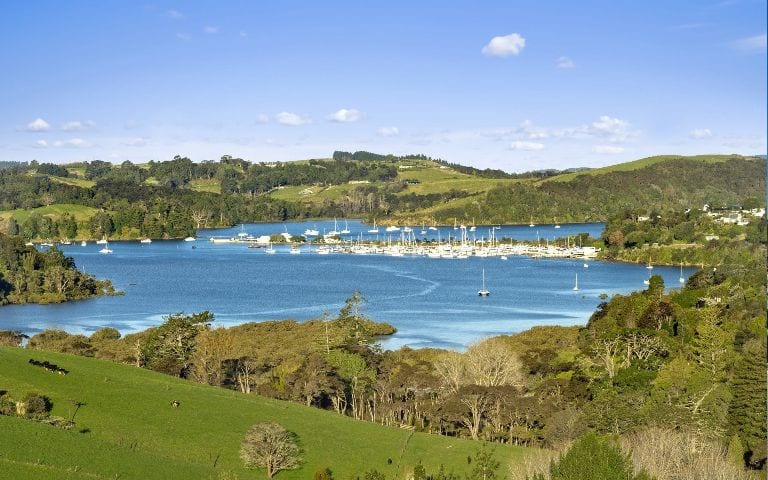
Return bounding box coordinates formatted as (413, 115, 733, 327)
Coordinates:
(1, 1, 766, 170)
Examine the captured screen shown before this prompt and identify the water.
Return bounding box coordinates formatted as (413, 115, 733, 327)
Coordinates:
(0, 220, 695, 350)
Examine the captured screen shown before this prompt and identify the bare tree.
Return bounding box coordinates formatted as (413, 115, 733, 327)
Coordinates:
(435, 351, 466, 394)
(465, 338, 524, 387)
(622, 427, 753, 480)
(240, 422, 301, 478)
(190, 210, 210, 229)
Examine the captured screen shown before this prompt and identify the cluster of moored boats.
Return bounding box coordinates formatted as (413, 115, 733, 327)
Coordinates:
(240, 240, 599, 260)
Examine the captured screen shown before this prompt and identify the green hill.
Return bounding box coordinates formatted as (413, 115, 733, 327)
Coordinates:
(0, 347, 526, 479)
(543, 154, 741, 183)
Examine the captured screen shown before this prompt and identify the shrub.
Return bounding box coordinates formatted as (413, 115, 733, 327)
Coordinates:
(23, 392, 52, 418)
(531, 432, 650, 480)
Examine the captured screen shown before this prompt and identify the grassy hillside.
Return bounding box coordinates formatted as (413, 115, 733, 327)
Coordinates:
(0, 347, 526, 479)
(0, 204, 100, 223)
(543, 154, 739, 183)
(416, 155, 766, 224)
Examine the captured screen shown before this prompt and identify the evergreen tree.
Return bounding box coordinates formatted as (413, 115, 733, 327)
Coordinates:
(532, 432, 650, 480)
(728, 338, 767, 468)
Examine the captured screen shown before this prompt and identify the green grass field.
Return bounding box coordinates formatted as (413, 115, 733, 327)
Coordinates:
(394, 166, 518, 196)
(0, 204, 100, 223)
(49, 176, 96, 189)
(0, 348, 528, 479)
(543, 154, 742, 183)
(189, 178, 222, 194)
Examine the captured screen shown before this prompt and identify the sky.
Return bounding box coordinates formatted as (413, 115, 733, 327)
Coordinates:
(1, 1, 766, 171)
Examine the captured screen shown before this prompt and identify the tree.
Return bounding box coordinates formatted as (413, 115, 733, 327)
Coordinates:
(467, 443, 500, 480)
(465, 338, 524, 387)
(337, 290, 371, 345)
(240, 422, 301, 478)
(728, 338, 767, 468)
(141, 311, 213, 377)
(534, 432, 650, 480)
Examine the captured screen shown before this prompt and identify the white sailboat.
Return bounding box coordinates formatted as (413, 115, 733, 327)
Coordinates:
(385, 225, 400, 232)
(679, 264, 685, 284)
(529, 216, 535, 228)
(478, 269, 490, 296)
(96, 238, 108, 245)
(304, 226, 320, 236)
(327, 218, 340, 236)
(573, 273, 579, 291)
(554, 217, 561, 229)
(265, 242, 276, 254)
(184, 236, 196, 242)
(340, 219, 351, 235)
(99, 242, 113, 254)
(367, 219, 379, 234)
(80, 240, 87, 247)
(140, 238, 152, 244)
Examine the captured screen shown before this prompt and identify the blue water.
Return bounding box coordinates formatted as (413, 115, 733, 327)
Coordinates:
(0, 221, 695, 350)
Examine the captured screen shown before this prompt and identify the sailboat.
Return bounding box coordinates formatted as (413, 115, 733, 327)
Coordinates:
(469, 218, 476, 232)
(340, 219, 351, 235)
(572, 273, 579, 291)
(478, 269, 490, 296)
(643, 270, 651, 285)
(265, 242, 276, 254)
(327, 218, 340, 236)
(80, 240, 87, 247)
(99, 242, 113, 254)
(679, 264, 685, 284)
(140, 238, 152, 244)
(529, 216, 535, 228)
(554, 217, 561, 229)
(420, 223, 427, 235)
(367, 219, 379, 234)
(304, 225, 320, 236)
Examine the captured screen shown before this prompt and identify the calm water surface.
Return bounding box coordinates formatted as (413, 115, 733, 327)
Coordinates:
(0, 221, 695, 350)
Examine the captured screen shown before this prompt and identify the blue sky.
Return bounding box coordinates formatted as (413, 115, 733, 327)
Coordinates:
(1, 1, 765, 171)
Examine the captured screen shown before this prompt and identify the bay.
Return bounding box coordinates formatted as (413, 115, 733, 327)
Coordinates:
(0, 220, 695, 350)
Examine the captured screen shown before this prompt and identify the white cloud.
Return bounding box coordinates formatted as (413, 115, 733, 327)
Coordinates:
(556, 56, 575, 69)
(592, 145, 624, 154)
(61, 120, 95, 131)
(53, 138, 91, 148)
(276, 112, 311, 126)
(34, 140, 48, 148)
(557, 115, 637, 142)
(20, 118, 51, 132)
(732, 33, 767, 53)
(377, 126, 399, 137)
(690, 128, 713, 139)
(166, 9, 183, 19)
(510, 140, 544, 151)
(176, 33, 191, 41)
(327, 108, 364, 123)
(123, 137, 147, 147)
(482, 33, 525, 57)
(204, 26, 219, 34)
(256, 114, 270, 124)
